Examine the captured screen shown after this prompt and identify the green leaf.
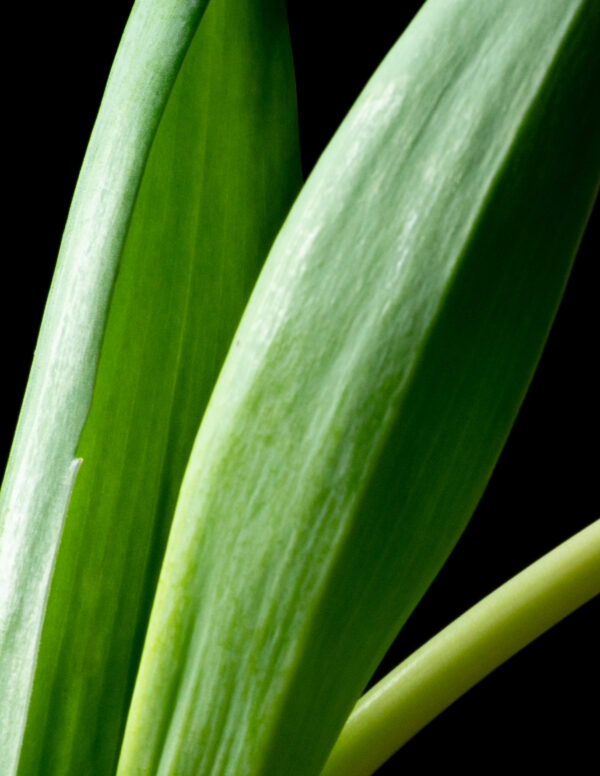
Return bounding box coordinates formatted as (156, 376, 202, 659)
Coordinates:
(1, 0, 209, 767)
(1, 0, 300, 772)
(117, 1, 599, 774)
(324, 517, 600, 776)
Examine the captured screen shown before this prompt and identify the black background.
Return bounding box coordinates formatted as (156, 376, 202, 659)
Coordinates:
(4, 1, 598, 772)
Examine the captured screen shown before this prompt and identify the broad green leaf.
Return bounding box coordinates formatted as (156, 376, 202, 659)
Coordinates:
(118, 1, 599, 774)
(2, 0, 300, 773)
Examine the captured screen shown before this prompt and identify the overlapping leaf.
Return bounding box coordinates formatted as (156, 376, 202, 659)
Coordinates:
(1, 0, 300, 772)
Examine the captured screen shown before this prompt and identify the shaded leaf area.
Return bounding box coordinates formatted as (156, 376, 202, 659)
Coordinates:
(368, 198, 599, 774)
(17, 0, 301, 773)
(118, 1, 599, 774)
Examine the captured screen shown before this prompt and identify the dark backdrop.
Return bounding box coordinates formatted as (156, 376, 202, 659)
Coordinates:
(4, 1, 598, 772)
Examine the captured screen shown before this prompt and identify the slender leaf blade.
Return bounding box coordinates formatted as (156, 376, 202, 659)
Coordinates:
(0, 1, 213, 768)
(324, 518, 600, 776)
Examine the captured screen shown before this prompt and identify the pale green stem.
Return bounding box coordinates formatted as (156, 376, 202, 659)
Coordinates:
(322, 518, 600, 776)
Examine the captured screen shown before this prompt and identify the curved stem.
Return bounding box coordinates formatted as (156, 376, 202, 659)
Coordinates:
(322, 518, 600, 776)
